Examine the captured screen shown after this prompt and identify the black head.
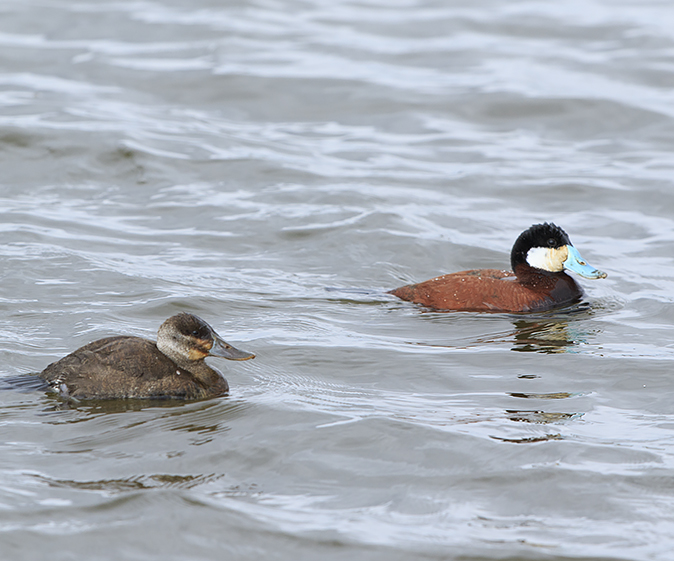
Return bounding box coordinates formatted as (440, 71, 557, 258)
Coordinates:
(510, 223, 571, 271)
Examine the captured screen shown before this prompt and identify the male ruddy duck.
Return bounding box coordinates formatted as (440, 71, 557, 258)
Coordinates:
(39, 313, 255, 400)
(389, 223, 607, 313)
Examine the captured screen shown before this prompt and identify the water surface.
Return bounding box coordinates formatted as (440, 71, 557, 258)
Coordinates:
(1, 1, 674, 560)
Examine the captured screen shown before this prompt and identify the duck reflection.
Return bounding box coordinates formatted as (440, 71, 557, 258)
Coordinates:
(506, 410, 581, 424)
(494, 390, 585, 443)
(509, 317, 592, 354)
(33, 472, 227, 492)
(40, 393, 191, 414)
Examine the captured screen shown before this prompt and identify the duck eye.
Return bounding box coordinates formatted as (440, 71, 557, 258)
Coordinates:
(547, 238, 556, 247)
(191, 330, 199, 336)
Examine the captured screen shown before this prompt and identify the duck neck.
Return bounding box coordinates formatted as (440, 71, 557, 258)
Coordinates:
(510, 246, 530, 274)
(156, 343, 224, 388)
(512, 261, 541, 277)
(185, 361, 227, 389)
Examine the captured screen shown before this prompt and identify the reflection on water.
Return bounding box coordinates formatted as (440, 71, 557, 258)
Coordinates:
(38, 396, 248, 444)
(508, 391, 577, 399)
(2, 0, 674, 557)
(510, 318, 592, 353)
(491, 433, 563, 444)
(406, 300, 616, 355)
(508, 299, 623, 354)
(398, 306, 600, 353)
(502, 382, 584, 440)
(461, 312, 597, 354)
(506, 410, 581, 424)
(35, 472, 225, 492)
(39, 393, 193, 415)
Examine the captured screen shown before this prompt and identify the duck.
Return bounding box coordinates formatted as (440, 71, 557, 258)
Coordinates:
(39, 313, 255, 400)
(389, 223, 607, 313)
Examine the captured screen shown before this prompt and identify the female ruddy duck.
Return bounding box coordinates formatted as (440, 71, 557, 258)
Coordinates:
(39, 313, 255, 400)
(389, 223, 607, 313)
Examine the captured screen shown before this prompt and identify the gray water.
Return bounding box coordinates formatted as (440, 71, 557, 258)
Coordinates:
(1, 0, 673, 559)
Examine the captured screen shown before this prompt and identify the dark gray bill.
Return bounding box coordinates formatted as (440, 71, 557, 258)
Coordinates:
(209, 336, 255, 361)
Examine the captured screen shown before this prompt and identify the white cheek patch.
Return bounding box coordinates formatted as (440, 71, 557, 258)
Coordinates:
(526, 247, 552, 271)
(526, 246, 568, 272)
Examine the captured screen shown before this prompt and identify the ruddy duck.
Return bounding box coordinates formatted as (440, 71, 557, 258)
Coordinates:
(389, 223, 607, 313)
(39, 313, 255, 400)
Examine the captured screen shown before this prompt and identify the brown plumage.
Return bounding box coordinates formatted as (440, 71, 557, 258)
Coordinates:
(390, 268, 583, 313)
(390, 223, 607, 313)
(39, 313, 255, 400)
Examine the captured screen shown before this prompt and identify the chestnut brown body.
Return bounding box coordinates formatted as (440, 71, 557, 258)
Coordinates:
(390, 267, 584, 313)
